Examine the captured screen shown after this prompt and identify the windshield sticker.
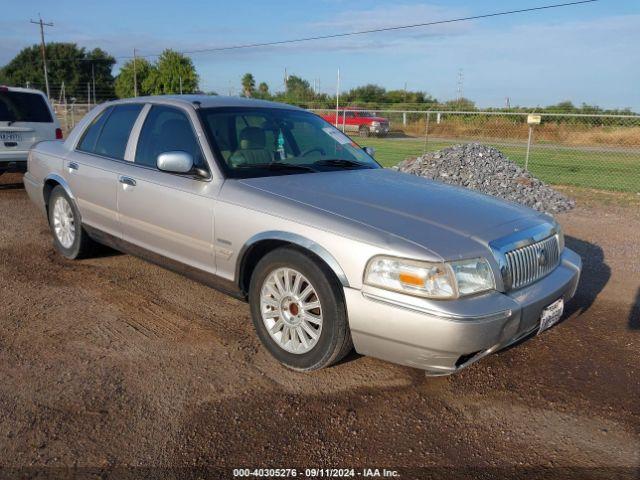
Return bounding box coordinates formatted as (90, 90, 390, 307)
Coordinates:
(322, 127, 352, 145)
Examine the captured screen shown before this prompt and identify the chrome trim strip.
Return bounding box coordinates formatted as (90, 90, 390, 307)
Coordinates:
(43, 173, 75, 201)
(361, 291, 512, 323)
(236, 231, 350, 288)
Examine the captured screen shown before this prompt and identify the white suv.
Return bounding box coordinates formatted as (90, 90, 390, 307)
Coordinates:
(0, 86, 62, 175)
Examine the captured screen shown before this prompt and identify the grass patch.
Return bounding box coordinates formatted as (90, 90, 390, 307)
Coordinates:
(359, 137, 640, 193)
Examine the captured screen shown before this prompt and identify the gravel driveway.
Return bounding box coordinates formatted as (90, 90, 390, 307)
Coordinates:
(0, 173, 638, 479)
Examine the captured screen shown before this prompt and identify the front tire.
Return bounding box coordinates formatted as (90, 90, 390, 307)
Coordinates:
(249, 247, 352, 371)
(48, 185, 97, 259)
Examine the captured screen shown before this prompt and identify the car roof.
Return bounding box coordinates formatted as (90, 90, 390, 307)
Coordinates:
(0, 85, 48, 96)
(108, 95, 304, 111)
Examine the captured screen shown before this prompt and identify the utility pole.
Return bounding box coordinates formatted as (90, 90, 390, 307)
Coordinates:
(91, 63, 96, 104)
(133, 48, 138, 97)
(30, 15, 54, 99)
(456, 68, 464, 102)
(335, 68, 340, 127)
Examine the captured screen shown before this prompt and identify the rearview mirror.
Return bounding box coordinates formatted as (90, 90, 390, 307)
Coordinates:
(363, 146, 376, 158)
(157, 151, 194, 174)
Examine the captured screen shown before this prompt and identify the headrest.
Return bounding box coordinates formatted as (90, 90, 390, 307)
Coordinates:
(239, 127, 266, 149)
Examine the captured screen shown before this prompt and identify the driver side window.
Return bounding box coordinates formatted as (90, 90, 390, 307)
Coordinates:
(135, 105, 206, 170)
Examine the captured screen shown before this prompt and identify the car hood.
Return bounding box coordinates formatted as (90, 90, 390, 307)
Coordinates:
(236, 169, 550, 260)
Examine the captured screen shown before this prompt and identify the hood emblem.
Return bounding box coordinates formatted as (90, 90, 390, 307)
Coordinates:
(537, 248, 548, 266)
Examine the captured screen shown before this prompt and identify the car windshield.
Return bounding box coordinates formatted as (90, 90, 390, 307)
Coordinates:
(0, 91, 53, 123)
(199, 107, 380, 178)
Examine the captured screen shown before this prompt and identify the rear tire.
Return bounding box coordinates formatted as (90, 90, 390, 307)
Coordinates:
(249, 247, 352, 371)
(48, 186, 97, 259)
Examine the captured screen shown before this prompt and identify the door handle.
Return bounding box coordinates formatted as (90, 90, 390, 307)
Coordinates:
(68, 162, 79, 171)
(119, 176, 137, 187)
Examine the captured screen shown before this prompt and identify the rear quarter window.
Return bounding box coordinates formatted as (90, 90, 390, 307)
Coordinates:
(0, 91, 53, 123)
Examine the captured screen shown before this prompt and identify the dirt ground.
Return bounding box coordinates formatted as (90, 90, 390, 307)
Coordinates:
(0, 173, 638, 479)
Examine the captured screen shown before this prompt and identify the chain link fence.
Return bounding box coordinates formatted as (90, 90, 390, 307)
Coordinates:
(310, 108, 640, 193)
(54, 102, 639, 193)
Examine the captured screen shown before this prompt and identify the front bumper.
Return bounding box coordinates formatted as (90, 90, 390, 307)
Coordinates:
(346, 248, 581, 375)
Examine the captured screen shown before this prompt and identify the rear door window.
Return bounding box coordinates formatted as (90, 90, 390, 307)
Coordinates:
(0, 91, 53, 123)
(89, 104, 142, 160)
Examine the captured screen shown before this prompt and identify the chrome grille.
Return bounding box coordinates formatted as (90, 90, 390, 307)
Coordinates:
(505, 235, 560, 289)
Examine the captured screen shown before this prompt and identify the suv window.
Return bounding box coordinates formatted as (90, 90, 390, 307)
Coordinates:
(135, 105, 205, 170)
(92, 104, 143, 160)
(0, 91, 53, 123)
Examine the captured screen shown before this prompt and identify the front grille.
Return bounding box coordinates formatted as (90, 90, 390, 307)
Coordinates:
(505, 235, 560, 289)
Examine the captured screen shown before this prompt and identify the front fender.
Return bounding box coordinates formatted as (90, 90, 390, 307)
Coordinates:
(236, 230, 350, 288)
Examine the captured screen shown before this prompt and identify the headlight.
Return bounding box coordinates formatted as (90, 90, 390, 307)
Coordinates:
(371, 121, 380, 126)
(364, 256, 495, 299)
(449, 258, 495, 296)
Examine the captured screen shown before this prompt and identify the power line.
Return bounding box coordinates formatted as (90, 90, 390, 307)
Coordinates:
(163, 0, 597, 58)
(41, 0, 596, 64)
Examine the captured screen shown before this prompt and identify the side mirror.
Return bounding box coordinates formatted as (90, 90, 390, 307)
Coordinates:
(157, 151, 194, 174)
(363, 146, 376, 158)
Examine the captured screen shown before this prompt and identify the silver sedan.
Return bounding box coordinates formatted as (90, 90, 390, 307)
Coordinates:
(23, 95, 581, 375)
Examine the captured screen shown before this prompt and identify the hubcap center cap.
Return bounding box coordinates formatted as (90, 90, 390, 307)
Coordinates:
(281, 296, 301, 326)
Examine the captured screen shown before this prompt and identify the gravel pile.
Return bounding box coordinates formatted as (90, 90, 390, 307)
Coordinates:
(395, 143, 575, 214)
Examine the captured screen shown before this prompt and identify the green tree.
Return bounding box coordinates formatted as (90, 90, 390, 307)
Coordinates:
(279, 75, 315, 102)
(0, 43, 115, 100)
(241, 73, 256, 97)
(255, 82, 271, 99)
(114, 57, 153, 98)
(444, 97, 476, 111)
(346, 84, 386, 103)
(142, 49, 198, 95)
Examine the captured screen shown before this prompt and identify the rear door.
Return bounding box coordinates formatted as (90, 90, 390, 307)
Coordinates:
(66, 104, 143, 238)
(0, 89, 55, 158)
(116, 104, 219, 273)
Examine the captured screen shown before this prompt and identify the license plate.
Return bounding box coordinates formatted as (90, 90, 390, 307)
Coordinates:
(538, 298, 564, 334)
(0, 133, 22, 142)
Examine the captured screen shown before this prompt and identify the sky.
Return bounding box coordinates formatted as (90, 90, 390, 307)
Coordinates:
(1, 0, 639, 110)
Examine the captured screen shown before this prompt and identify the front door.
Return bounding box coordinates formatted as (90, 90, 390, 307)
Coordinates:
(116, 104, 219, 274)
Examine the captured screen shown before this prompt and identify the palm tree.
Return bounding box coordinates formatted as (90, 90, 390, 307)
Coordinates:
(241, 73, 256, 97)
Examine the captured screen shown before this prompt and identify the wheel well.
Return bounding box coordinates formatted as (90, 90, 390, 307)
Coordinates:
(238, 239, 343, 295)
(43, 179, 61, 212)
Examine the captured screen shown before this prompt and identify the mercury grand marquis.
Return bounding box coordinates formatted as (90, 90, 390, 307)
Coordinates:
(23, 95, 582, 375)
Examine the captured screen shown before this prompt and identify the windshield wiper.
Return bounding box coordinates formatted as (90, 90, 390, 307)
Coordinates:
(314, 159, 371, 169)
(233, 162, 317, 173)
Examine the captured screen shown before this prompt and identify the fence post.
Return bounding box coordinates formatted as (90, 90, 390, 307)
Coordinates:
(342, 110, 346, 132)
(524, 125, 533, 171)
(423, 112, 430, 155)
(403, 112, 407, 126)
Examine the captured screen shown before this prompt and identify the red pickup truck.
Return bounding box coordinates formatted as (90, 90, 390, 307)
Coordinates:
(319, 108, 390, 137)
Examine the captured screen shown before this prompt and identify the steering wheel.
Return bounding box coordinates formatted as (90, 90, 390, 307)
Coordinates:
(300, 147, 326, 157)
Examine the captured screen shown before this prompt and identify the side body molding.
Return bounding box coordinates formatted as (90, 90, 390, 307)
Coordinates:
(236, 231, 350, 288)
(44, 173, 75, 201)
